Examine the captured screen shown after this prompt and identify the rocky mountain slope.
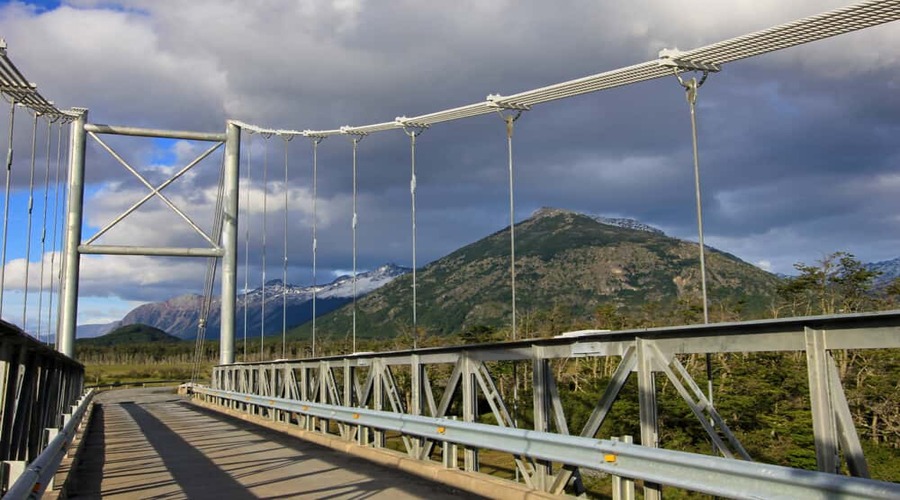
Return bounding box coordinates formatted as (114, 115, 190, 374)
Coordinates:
(87, 264, 409, 339)
(301, 207, 782, 339)
(866, 256, 900, 288)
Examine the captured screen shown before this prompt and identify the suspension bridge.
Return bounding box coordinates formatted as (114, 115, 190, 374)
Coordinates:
(2, 1, 900, 498)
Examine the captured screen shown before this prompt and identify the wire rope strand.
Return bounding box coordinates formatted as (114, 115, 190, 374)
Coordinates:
(402, 126, 426, 350)
(351, 136, 360, 354)
(502, 112, 522, 342)
(261, 134, 270, 361)
(680, 74, 714, 416)
(22, 111, 38, 330)
(231, 2, 900, 137)
(53, 121, 71, 347)
(686, 80, 710, 326)
(47, 123, 63, 345)
(53, 123, 70, 346)
(282, 135, 290, 360)
(311, 137, 322, 358)
(0, 99, 15, 317)
(410, 133, 417, 349)
(191, 152, 227, 387)
(498, 111, 524, 485)
(36, 118, 52, 341)
(243, 132, 252, 361)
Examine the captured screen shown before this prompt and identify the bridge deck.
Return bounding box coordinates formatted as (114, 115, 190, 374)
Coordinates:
(68, 388, 467, 499)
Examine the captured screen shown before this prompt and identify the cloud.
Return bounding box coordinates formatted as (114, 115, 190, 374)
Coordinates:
(1, 1, 899, 324)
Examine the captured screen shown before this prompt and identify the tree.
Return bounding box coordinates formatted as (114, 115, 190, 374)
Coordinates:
(594, 303, 627, 330)
(884, 277, 900, 308)
(776, 252, 880, 316)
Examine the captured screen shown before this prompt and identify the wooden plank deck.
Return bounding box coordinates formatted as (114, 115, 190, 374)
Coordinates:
(67, 387, 470, 499)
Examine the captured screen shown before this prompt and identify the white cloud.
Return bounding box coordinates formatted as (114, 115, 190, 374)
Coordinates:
(1, 1, 898, 324)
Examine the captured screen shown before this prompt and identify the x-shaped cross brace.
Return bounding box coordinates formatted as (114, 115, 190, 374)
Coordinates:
(85, 132, 224, 249)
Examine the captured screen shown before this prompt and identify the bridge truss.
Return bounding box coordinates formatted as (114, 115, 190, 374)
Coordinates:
(201, 312, 900, 497)
(1, 1, 899, 498)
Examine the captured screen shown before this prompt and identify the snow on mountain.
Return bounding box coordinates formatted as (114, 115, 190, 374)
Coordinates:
(83, 263, 410, 339)
(318, 264, 409, 299)
(530, 207, 665, 236)
(589, 215, 665, 235)
(241, 264, 410, 302)
(865, 257, 900, 288)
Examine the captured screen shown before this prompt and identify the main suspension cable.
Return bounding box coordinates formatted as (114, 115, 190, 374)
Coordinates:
(403, 124, 427, 349)
(22, 111, 38, 330)
(36, 118, 53, 341)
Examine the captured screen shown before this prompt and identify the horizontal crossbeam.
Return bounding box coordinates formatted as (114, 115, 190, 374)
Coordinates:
(78, 245, 223, 257)
(84, 123, 226, 142)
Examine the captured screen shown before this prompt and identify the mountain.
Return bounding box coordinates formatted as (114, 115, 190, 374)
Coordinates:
(99, 264, 409, 340)
(590, 214, 665, 235)
(866, 257, 900, 288)
(77, 321, 121, 338)
(77, 324, 181, 346)
(301, 207, 781, 339)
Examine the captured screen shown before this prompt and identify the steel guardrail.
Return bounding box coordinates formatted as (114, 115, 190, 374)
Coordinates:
(3, 389, 95, 499)
(195, 386, 900, 500)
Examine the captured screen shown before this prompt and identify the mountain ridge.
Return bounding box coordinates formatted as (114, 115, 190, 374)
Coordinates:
(79, 264, 409, 340)
(300, 208, 782, 339)
(77, 323, 180, 346)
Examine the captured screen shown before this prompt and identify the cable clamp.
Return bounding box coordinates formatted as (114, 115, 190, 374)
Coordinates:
(340, 126, 369, 138)
(395, 117, 430, 130)
(658, 48, 720, 72)
(486, 94, 531, 111)
(396, 117, 429, 138)
(0, 83, 37, 92)
(302, 130, 327, 144)
(276, 130, 296, 141)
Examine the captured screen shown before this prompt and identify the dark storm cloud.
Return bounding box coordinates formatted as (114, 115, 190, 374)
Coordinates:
(1, 0, 898, 308)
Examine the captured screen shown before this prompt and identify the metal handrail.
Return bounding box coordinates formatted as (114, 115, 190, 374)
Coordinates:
(195, 387, 900, 500)
(4, 389, 95, 499)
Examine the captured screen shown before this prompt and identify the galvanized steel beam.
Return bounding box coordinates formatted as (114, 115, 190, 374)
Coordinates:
(195, 387, 900, 500)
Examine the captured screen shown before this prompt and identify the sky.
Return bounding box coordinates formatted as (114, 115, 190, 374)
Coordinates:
(0, 0, 898, 335)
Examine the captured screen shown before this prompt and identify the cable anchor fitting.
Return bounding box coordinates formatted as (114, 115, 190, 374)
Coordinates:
(658, 48, 721, 73)
(341, 126, 368, 144)
(487, 95, 528, 138)
(302, 130, 327, 145)
(396, 116, 429, 138)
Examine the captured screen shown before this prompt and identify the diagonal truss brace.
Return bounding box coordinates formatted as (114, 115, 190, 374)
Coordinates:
(551, 346, 637, 494)
(647, 344, 751, 461)
(85, 131, 223, 249)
